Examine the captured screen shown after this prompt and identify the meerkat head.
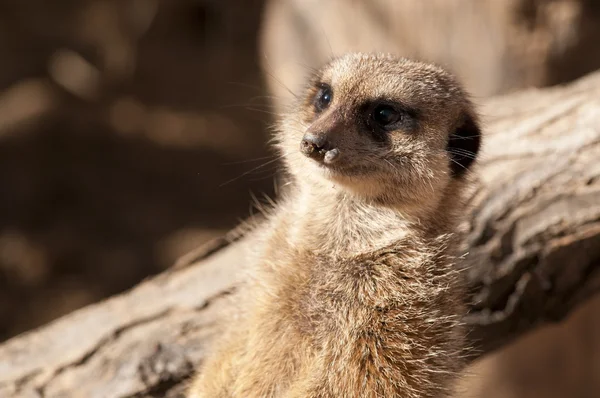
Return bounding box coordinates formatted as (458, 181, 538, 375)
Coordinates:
(277, 53, 481, 214)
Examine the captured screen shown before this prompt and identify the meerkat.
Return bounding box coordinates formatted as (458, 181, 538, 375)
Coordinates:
(188, 53, 481, 398)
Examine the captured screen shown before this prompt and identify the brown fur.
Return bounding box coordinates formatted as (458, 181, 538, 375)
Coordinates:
(188, 53, 481, 398)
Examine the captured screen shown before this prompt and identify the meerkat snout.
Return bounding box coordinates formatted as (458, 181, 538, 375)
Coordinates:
(300, 132, 340, 164)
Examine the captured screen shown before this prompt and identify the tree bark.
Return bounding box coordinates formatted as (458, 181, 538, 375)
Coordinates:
(1, 72, 599, 398)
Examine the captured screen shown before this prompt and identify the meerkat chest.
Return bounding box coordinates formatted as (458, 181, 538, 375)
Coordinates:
(251, 200, 422, 333)
(259, 239, 415, 337)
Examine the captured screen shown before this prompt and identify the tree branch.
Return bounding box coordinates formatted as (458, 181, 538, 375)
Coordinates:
(1, 72, 599, 398)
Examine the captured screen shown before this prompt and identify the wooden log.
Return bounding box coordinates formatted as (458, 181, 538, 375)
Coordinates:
(1, 70, 599, 398)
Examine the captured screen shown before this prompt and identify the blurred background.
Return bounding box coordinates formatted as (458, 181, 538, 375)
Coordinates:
(0, 0, 598, 397)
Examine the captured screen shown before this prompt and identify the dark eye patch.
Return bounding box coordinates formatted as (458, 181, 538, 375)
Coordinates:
(372, 104, 403, 127)
(361, 100, 418, 140)
(313, 83, 333, 113)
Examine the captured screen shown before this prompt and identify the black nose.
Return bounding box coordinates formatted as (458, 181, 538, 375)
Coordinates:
(300, 133, 330, 158)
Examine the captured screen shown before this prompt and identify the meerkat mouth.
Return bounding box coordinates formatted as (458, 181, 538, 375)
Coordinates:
(311, 158, 375, 179)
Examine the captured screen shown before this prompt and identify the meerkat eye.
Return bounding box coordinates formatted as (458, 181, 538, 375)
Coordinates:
(314, 84, 333, 112)
(372, 104, 403, 128)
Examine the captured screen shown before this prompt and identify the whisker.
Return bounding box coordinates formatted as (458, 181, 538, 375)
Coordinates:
(248, 171, 280, 183)
(219, 102, 277, 111)
(219, 156, 285, 187)
(222, 154, 279, 165)
(448, 158, 468, 172)
(316, 22, 334, 59)
(246, 94, 284, 103)
(449, 135, 480, 140)
(244, 107, 281, 117)
(448, 149, 477, 160)
(448, 147, 478, 156)
(262, 52, 299, 99)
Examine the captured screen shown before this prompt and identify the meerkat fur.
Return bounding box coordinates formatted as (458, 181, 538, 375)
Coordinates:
(188, 52, 482, 398)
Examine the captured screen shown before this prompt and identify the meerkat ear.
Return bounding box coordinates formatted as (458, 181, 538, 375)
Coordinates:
(447, 111, 481, 177)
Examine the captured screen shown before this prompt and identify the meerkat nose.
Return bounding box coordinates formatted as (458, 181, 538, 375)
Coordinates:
(300, 133, 333, 160)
